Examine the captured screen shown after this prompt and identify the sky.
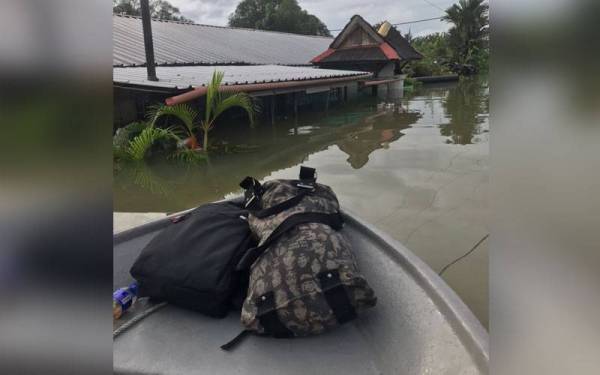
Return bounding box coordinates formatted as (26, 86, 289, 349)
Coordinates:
(168, 0, 454, 37)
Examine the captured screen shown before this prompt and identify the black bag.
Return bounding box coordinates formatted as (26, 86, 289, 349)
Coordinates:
(130, 201, 256, 318)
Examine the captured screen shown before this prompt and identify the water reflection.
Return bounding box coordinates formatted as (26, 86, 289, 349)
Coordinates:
(337, 106, 420, 168)
(114, 78, 490, 327)
(114, 78, 488, 212)
(439, 77, 489, 145)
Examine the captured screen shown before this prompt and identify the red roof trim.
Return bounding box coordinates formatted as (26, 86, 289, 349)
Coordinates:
(311, 48, 336, 63)
(379, 42, 400, 60)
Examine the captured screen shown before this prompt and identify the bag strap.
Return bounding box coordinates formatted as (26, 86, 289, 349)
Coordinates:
(318, 269, 357, 324)
(220, 289, 295, 351)
(248, 166, 318, 218)
(239, 176, 263, 210)
(236, 211, 344, 271)
(256, 291, 293, 338)
(220, 329, 252, 351)
(251, 189, 311, 218)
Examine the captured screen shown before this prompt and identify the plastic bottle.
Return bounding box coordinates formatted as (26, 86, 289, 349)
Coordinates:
(113, 282, 138, 319)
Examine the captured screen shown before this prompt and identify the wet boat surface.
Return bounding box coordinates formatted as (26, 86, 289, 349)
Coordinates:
(113, 205, 488, 375)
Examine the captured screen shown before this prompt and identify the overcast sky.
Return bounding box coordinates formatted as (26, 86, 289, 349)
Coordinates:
(168, 0, 453, 37)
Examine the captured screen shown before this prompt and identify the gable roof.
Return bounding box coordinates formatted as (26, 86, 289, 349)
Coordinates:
(312, 15, 421, 64)
(113, 14, 333, 67)
(384, 26, 423, 60)
(330, 15, 384, 49)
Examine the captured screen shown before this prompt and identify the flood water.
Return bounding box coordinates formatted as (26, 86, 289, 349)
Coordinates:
(114, 77, 489, 328)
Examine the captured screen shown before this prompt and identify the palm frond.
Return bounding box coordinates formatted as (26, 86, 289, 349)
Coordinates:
(205, 70, 225, 124)
(212, 92, 256, 129)
(146, 103, 199, 137)
(127, 127, 173, 161)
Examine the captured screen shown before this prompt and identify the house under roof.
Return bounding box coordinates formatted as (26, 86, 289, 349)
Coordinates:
(113, 14, 333, 67)
(311, 15, 422, 75)
(113, 14, 373, 108)
(112, 14, 416, 126)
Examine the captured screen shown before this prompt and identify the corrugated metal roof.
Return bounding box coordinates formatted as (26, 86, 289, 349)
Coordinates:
(113, 65, 370, 90)
(113, 15, 333, 67)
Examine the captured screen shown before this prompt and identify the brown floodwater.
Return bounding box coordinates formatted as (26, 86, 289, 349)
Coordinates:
(114, 77, 489, 328)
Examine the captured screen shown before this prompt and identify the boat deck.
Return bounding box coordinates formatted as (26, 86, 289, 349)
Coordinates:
(113, 209, 488, 374)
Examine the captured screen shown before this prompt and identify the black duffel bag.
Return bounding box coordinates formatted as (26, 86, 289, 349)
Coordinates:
(130, 201, 256, 318)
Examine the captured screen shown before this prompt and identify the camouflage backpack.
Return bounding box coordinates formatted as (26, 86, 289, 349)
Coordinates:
(221, 166, 376, 350)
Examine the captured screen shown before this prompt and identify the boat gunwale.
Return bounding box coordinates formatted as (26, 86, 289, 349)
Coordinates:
(113, 202, 489, 372)
(341, 208, 489, 373)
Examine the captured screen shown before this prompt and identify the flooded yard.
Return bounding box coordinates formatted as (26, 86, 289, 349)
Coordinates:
(114, 77, 489, 328)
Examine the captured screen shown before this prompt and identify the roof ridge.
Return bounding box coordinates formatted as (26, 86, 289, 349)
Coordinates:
(113, 13, 333, 40)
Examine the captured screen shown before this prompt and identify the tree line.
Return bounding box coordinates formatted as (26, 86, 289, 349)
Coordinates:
(113, 0, 191, 22)
(228, 0, 331, 37)
(396, 0, 489, 76)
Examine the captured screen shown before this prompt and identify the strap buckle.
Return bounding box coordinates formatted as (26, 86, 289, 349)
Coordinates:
(299, 166, 317, 182)
(296, 182, 315, 190)
(297, 166, 317, 190)
(240, 176, 263, 210)
(244, 193, 257, 208)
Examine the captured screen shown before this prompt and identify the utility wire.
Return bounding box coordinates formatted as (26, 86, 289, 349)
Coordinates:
(394, 16, 445, 26)
(420, 0, 447, 12)
(438, 234, 489, 276)
(328, 16, 445, 32)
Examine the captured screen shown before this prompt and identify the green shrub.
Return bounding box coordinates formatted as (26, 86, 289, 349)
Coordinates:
(113, 121, 147, 149)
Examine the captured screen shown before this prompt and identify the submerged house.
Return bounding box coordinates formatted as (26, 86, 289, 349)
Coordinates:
(113, 14, 421, 126)
(113, 14, 368, 126)
(312, 15, 422, 97)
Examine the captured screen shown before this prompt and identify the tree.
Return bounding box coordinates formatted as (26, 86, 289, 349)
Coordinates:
(228, 0, 331, 37)
(113, 0, 192, 22)
(406, 33, 453, 77)
(442, 0, 489, 70)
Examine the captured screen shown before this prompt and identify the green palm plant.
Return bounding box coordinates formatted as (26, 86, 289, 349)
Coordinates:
(200, 70, 256, 150)
(442, 0, 489, 67)
(147, 103, 200, 148)
(117, 70, 255, 161)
